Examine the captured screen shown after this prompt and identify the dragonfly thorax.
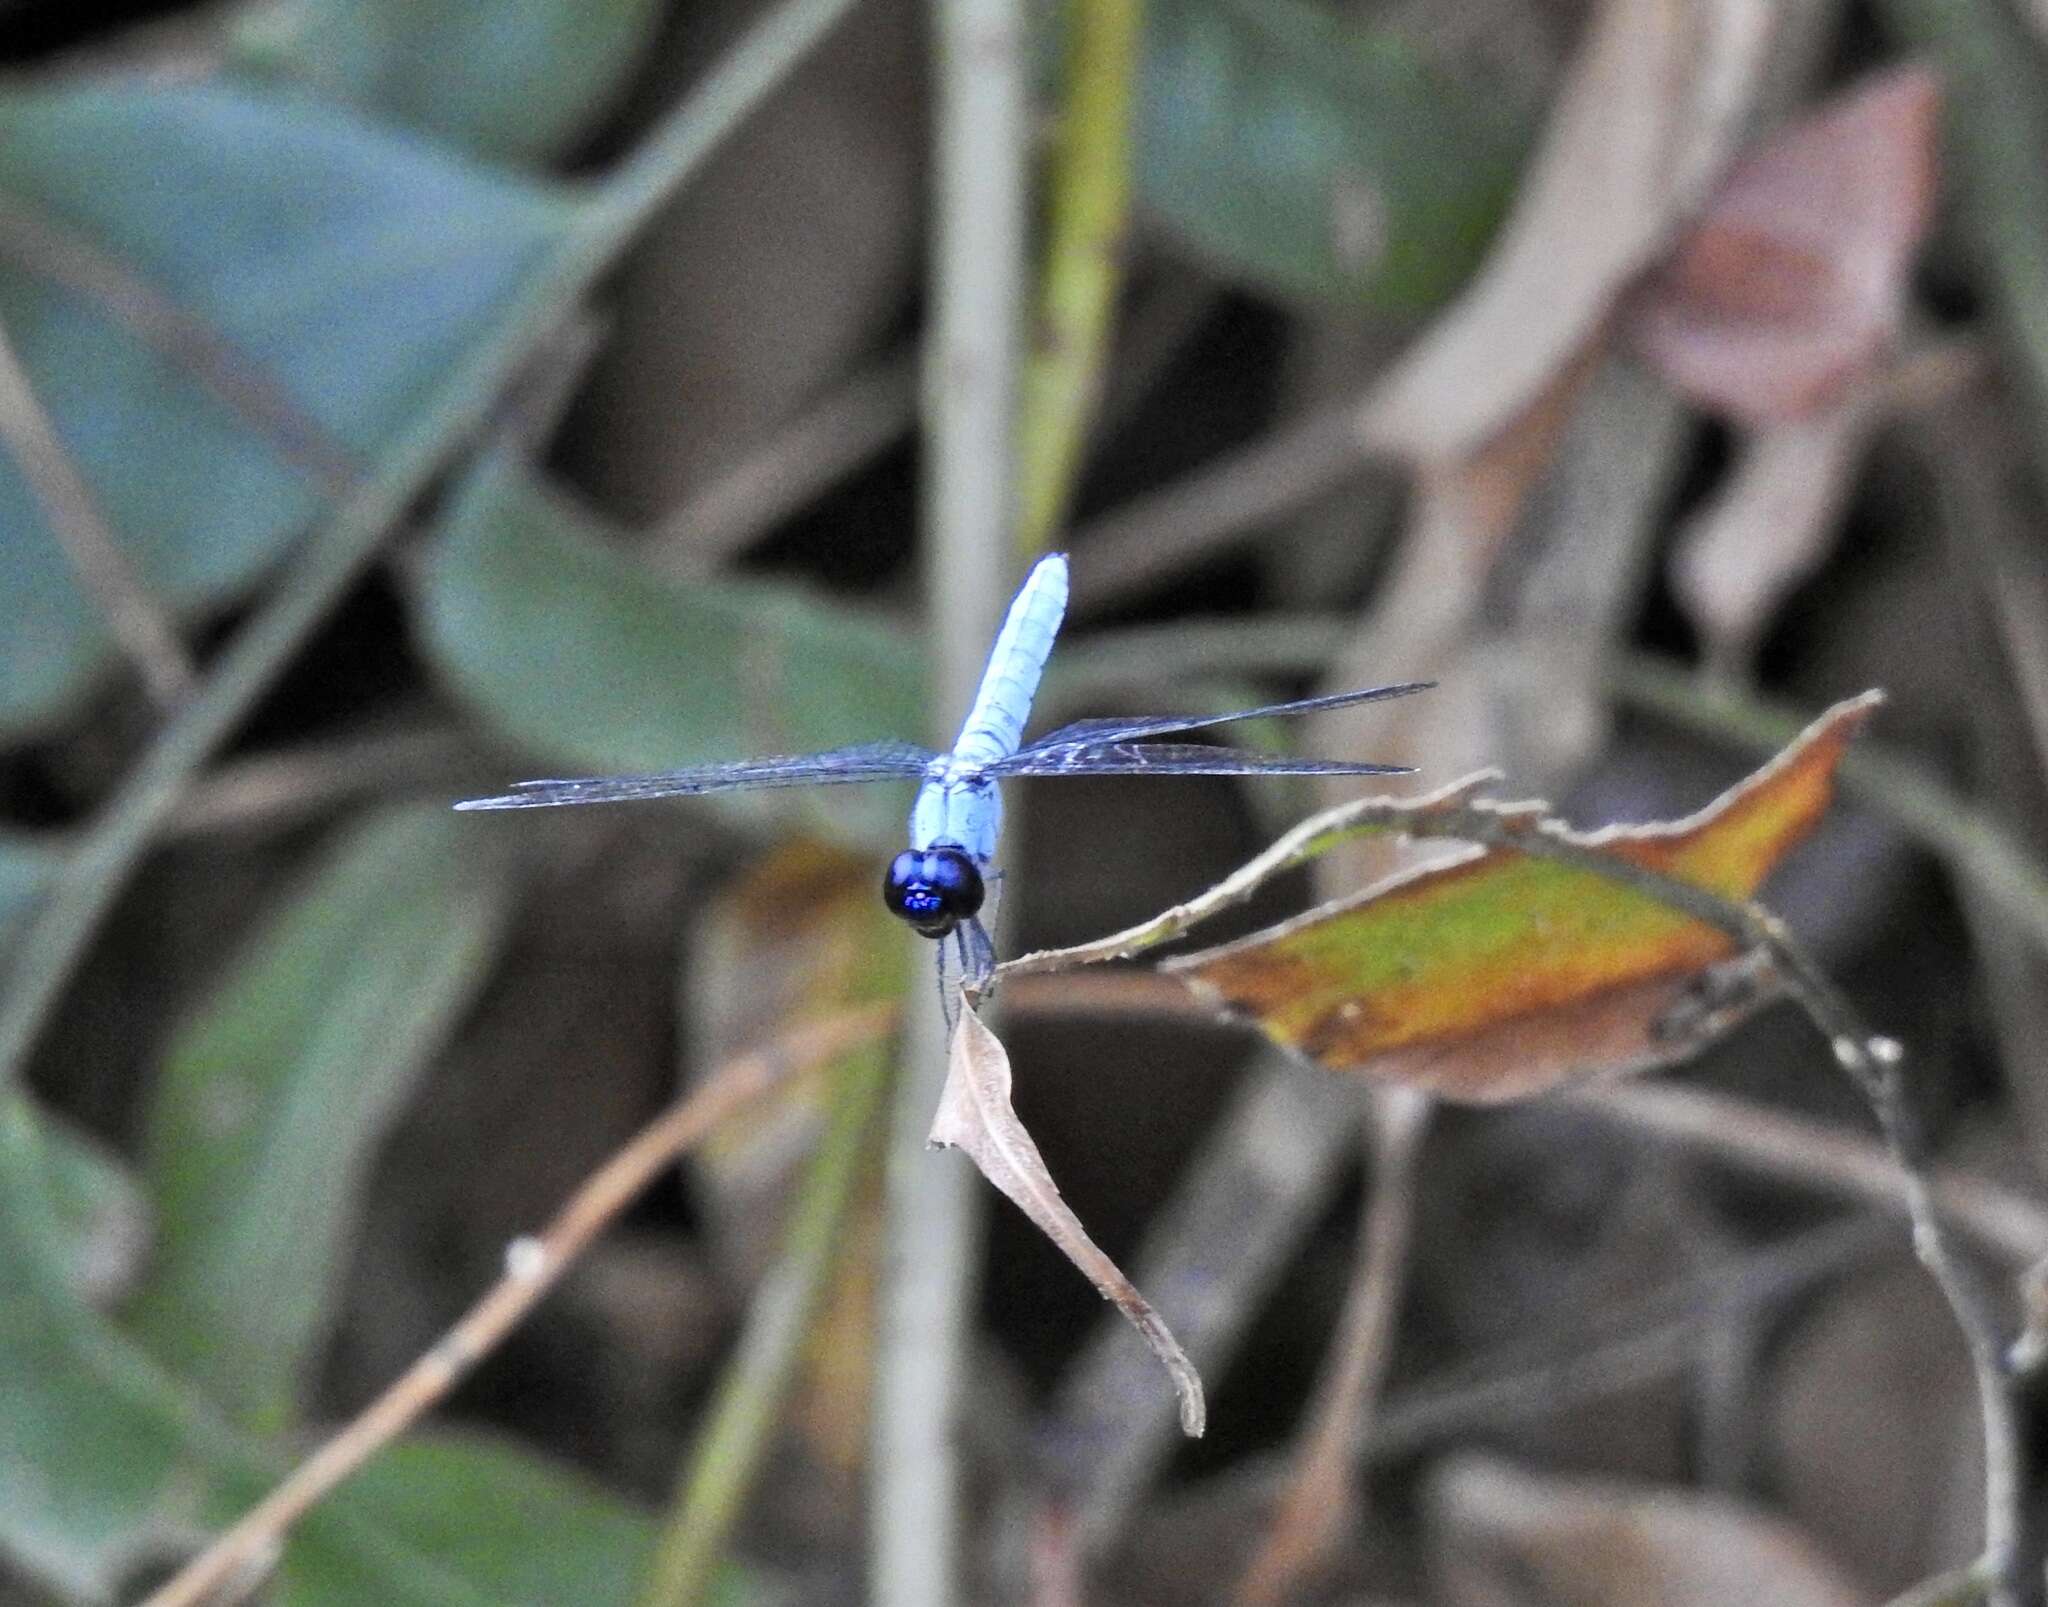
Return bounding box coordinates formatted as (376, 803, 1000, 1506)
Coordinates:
(883, 844, 984, 938)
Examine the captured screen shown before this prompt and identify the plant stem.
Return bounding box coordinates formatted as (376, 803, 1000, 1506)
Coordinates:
(1012, 0, 1144, 555)
(872, 0, 1029, 1592)
(637, 1044, 892, 1607)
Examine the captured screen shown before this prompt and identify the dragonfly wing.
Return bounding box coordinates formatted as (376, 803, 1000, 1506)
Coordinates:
(1013, 680, 1432, 755)
(988, 743, 1413, 778)
(455, 740, 936, 810)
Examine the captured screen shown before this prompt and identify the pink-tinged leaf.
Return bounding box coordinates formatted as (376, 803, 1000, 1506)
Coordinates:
(1631, 67, 1942, 422)
(929, 1006, 1205, 1437)
(1167, 694, 1880, 1103)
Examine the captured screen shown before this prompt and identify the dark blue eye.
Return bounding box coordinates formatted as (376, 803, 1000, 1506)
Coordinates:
(883, 846, 985, 937)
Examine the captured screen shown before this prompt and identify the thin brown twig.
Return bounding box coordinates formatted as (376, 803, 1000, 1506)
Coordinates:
(140, 1004, 895, 1607)
(1068, 393, 1373, 613)
(0, 315, 195, 706)
(644, 350, 918, 575)
(1234, 1086, 1431, 1607)
(1006, 755, 2034, 1601)
(1572, 1081, 2048, 1267)
(0, 197, 361, 494)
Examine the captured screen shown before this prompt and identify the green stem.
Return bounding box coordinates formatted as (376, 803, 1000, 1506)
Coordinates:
(635, 1046, 891, 1607)
(0, 0, 863, 1098)
(1013, 0, 1145, 555)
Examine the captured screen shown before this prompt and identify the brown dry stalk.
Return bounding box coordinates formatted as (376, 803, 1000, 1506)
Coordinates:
(142, 1003, 895, 1607)
(1234, 1086, 1432, 1607)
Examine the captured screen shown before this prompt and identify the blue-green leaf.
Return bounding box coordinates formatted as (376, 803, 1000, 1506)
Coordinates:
(0, 80, 574, 744)
(0, 1098, 769, 1604)
(230, 0, 666, 165)
(1137, 0, 1525, 308)
(128, 805, 520, 1435)
(409, 454, 926, 847)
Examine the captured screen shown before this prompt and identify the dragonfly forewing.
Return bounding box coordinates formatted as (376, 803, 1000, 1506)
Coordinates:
(454, 740, 936, 810)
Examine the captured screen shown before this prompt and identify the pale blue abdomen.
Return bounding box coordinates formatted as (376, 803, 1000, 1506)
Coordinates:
(949, 554, 1068, 768)
(908, 552, 1066, 866)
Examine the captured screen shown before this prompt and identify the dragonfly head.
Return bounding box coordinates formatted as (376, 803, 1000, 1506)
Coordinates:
(883, 845, 984, 938)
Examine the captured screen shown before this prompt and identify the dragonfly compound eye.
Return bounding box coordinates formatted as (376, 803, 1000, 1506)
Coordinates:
(883, 846, 985, 938)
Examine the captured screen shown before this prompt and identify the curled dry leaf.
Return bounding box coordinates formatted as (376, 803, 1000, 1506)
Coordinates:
(928, 1005, 1205, 1437)
(1630, 67, 1942, 423)
(1358, 0, 1773, 462)
(1165, 693, 1879, 1102)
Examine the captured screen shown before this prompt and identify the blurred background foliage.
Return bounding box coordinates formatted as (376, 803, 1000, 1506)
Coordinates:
(2, 0, 2048, 1602)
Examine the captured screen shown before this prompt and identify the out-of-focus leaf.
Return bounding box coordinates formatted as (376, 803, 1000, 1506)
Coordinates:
(0, 1097, 257, 1600)
(0, 1098, 482, 1604)
(1167, 694, 1878, 1102)
(688, 840, 904, 1276)
(1137, 0, 1523, 309)
(1428, 1454, 1867, 1606)
(684, 841, 904, 1474)
(0, 1101, 727, 1606)
(28, 1103, 150, 1309)
(409, 453, 924, 847)
(930, 1004, 1205, 1436)
(0, 830, 57, 970)
(1360, 0, 1773, 462)
(1669, 397, 1871, 672)
(330, 1431, 717, 1607)
(0, 81, 572, 744)
(230, 0, 665, 165)
(1630, 68, 1941, 423)
(129, 805, 519, 1434)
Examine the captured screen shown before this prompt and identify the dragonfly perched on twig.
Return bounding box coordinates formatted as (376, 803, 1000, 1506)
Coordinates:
(456, 553, 1428, 1006)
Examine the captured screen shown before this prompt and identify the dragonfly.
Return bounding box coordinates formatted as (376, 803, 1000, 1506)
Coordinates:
(456, 552, 1428, 1002)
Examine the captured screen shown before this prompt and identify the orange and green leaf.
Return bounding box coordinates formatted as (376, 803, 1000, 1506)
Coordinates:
(1165, 693, 1879, 1102)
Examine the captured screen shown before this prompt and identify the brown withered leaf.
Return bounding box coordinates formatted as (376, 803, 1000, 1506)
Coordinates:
(1359, 0, 1774, 461)
(929, 1004, 1205, 1436)
(1630, 67, 1942, 422)
(1165, 694, 1879, 1102)
(1429, 1454, 1868, 1607)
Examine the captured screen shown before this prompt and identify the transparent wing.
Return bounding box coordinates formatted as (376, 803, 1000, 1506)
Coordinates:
(989, 743, 1413, 778)
(1007, 680, 1432, 758)
(454, 740, 936, 811)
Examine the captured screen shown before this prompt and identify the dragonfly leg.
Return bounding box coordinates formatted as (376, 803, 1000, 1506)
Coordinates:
(935, 939, 960, 1030)
(963, 917, 997, 992)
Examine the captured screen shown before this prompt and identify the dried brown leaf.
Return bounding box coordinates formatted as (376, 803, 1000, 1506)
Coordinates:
(1358, 0, 1773, 462)
(1631, 67, 1942, 422)
(1428, 1454, 1869, 1607)
(1670, 399, 1870, 669)
(928, 1005, 1205, 1437)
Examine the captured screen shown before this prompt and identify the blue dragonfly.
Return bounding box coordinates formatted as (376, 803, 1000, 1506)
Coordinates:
(456, 553, 1427, 998)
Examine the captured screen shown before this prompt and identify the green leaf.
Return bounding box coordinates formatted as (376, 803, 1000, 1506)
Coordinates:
(129, 805, 520, 1434)
(230, 0, 666, 165)
(0, 1096, 262, 1600)
(1137, 0, 1524, 308)
(0, 831, 57, 970)
(0, 80, 574, 744)
(0, 1100, 663, 1605)
(30, 1104, 150, 1309)
(409, 454, 926, 847)
(0, 1099, 768, 1605)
